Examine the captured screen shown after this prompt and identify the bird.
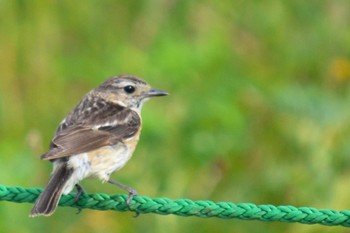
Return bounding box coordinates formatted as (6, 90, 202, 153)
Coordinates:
(29, 75, 168, 217)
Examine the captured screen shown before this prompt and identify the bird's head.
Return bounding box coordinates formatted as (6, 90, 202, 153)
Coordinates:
(96, 75, 168, 111)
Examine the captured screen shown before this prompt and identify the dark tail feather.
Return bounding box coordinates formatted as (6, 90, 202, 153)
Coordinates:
(29, 163, 73, 217)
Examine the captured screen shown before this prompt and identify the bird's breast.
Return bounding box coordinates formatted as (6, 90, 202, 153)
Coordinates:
(87, 141, 137, 180)
(64, 138, 139, 185)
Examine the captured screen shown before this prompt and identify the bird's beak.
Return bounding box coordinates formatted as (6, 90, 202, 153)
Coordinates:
(147, 88, 169, 97)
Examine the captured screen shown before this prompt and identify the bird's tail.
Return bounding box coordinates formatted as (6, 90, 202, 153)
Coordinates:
(29, 163, 73, 217)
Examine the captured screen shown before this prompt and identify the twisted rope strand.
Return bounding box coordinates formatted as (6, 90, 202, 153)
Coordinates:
(1, 184, 349, 227)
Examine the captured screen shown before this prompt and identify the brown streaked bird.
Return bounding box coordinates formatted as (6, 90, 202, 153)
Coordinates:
(29, 75, 168, 217)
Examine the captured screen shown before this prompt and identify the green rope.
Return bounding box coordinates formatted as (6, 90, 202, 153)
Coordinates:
(1, 184, 349, 227)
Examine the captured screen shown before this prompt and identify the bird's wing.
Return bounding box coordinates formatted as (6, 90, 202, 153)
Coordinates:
(41, 108, 140, 160)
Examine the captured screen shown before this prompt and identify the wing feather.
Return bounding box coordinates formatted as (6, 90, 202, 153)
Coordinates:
(41, 98, 141, 160)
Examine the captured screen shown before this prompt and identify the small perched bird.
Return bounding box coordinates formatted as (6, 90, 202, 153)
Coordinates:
(29, 75, 168, 217)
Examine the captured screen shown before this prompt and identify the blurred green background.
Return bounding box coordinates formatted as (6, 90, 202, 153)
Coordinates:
(1, 0, 350, 232)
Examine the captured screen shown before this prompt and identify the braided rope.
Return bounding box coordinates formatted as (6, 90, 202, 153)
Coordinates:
(1, 184, 349, 227)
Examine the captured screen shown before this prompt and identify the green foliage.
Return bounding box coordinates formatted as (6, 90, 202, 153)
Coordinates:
(1, 1, 350, 232)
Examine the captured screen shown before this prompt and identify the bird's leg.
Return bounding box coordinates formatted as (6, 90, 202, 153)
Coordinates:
(74, 183, 86, 203)
(108, 179, 138, 205)
(74, 184, 85, 214)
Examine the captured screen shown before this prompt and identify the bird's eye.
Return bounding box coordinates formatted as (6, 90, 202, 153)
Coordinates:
(124, 85, 135, 94)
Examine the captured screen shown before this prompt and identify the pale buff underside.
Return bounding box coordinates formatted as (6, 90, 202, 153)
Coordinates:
(52, 135, 139, 195)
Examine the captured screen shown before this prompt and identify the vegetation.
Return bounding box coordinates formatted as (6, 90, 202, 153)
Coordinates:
(1, 1, 350, 232)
